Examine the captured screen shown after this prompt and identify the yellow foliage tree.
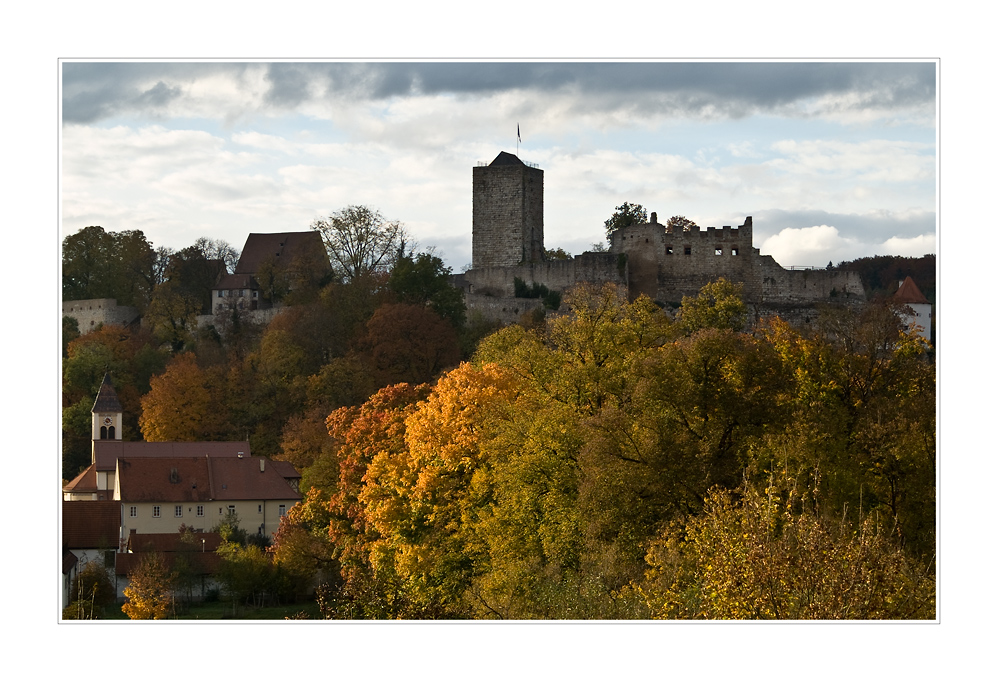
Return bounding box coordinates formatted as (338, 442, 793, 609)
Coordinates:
(121, 553, 175, 620)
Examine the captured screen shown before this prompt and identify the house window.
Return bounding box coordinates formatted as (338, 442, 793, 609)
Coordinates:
(258, 504, 263, 514)
(130, 506, 137, 517)
(684, 246, 692, 255)
(197, 505, 204, 517)
(228, 505, 236, 516)
(153, 506, 161, 518)
(175, 505, 183, 518)
(279, 504, 286, 517)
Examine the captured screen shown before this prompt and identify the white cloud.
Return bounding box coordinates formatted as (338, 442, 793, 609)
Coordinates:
(760, 224, 937, 267)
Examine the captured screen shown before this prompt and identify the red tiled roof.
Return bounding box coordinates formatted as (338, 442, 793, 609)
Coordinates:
(93, 440, 251, 471)
(116, 456, 301, 503)
(64, 463, 98, 493)
(117, 457, 212, 503)
(213, 273, 258, 291)
(893, 276, 930, 305)
(63, 500, 121, 549)
(235, 232, 330, 276)
(270, 460, 301, 479)
(116, 546, 224, 577)
(208, 457, 302, 502)
(126, 532, 223, 553)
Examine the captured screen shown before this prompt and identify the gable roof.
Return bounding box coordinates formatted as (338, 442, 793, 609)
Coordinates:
(116, 456, 300, 503)
(63, 500, 120, 549)
(234, 232, 329, 276)
(92, 440, 251, 472)
(92, 373, 123, 414)
(893, 276, 930, 305)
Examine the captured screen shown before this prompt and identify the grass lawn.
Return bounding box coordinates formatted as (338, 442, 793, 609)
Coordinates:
(102, 598, 322, 620)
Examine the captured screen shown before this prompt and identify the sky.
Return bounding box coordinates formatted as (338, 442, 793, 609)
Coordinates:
(60, 61, 937, 272)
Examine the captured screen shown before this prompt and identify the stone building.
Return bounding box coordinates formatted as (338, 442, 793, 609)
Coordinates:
(461, 152, 865, 323)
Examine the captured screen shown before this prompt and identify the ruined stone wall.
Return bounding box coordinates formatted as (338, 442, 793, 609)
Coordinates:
(472, 164, 544, 268)
(63, 298, 140, 333)
(609, 216, 864, 306)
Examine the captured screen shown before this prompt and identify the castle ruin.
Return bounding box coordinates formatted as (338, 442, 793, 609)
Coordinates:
(462, 152, 865, 323)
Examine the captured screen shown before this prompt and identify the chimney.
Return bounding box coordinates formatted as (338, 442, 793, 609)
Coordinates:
(260, 458, 265, 473)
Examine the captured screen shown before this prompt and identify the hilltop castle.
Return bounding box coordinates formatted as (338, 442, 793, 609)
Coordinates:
(461, 152, 865, 323)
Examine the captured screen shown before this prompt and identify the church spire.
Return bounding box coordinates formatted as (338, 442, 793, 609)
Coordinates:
(92, 373, 123, 441)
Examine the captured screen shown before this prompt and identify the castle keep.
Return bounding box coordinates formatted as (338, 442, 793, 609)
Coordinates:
(462, 152, 865, 322)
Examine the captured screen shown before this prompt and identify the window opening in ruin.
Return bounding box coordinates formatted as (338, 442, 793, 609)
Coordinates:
(715, 247, 723, 256)
(666, 246, 673, 254)
(684, 246, 691, 255)
(732, 247, 739, 256)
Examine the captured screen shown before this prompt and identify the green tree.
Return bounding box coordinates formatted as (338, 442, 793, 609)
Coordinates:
(311, 205, 414, 282)
(62, 226, 156, 310)
(666, 215, 700, 233)
(388, 252, 466, 328)
(603, 202, 647, 240)
(64, 559, 116, 620)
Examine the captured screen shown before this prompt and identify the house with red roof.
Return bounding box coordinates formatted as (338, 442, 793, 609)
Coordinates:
(63, 374, 301, 552)
(892, 276, 933, 343)
(116, 455, 300, 539)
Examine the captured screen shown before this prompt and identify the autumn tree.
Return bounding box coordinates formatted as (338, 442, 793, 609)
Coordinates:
(122, 553, 175, 620)
(638, 484, 935, 619)
(677, 277, 748, 334)
(358, 303, 462, 386)
(139, 352, 231, 441)
(311, 205, 414, 282)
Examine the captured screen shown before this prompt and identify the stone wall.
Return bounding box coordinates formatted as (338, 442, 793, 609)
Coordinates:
(464, 252, 626, 298)
(63, 299, 140, 333)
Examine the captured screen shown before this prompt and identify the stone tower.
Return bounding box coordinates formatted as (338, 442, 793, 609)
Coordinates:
(472, 151, 544, 268)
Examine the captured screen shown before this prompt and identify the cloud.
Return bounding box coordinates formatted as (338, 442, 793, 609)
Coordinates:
(760, 223, 937, 267)
(62, 62, 936, 126)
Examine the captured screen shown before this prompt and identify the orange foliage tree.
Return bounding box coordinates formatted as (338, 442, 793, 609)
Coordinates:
(139, 352, 231, 441)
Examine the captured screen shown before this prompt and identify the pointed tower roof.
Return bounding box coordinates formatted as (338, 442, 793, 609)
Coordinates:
(91, 373, 123, 414)
(892, 276, 930, 305)
(489, 151, 525, 166)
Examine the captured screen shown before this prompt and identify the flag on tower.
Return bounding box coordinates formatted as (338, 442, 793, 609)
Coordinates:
(517, 124, 521, 143)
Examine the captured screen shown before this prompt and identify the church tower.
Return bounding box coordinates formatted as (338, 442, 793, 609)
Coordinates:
(91, 373, 123, 442)
(472, 151, 544, 268)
